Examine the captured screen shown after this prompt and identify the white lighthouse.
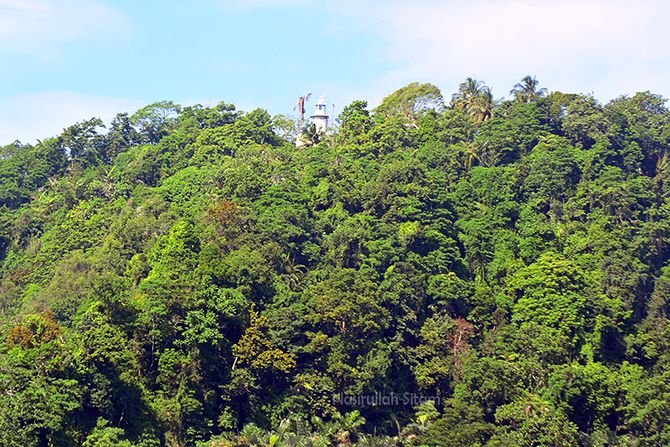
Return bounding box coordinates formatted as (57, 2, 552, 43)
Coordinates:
(310, 95, 329, 133)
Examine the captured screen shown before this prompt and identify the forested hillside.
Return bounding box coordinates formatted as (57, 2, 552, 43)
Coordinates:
(2, 78, 670, 447)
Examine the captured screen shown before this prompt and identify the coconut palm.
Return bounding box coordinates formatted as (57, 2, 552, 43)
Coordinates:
(470, 87, 496, 123)
(656, 149, 669, 182)
(457, 141, 487, 169)
(451, 78, 496, 124)
(451, 77, 485, 111)
(511, 75, 548, 103)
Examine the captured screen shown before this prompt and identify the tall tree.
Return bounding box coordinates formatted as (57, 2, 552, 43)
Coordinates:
(451, 78, 496, 123)
(375, 82, 444, 126)
(511, 75, 548, 103)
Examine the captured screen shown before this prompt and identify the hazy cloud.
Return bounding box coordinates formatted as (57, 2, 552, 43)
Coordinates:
(0, 0, 134, 144)
(330, 0, 670, 101)
(0, 91, 141, 145)
(3, 0, 667, 144)
(0, 0, 131, 57)
(215, 0, 306, 9)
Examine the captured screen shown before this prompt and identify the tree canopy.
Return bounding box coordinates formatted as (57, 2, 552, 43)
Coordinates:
(1, 79, 670, 446)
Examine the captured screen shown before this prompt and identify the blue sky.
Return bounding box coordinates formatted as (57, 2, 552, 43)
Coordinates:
(1, 0, 669, 144)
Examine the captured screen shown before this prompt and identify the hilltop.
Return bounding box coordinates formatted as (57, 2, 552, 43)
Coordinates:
(1, 79, 670, 446)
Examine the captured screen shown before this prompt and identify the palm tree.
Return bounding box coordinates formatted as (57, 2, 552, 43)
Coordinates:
(656, 149, 669, 182)
(281, 252, 308, 291)
(451, 77, 485, 111)
(511, 75, 548, 103)
(457, 141, 488, 169)
(470, 87, 495, 123)
(451, 78, 497, 124)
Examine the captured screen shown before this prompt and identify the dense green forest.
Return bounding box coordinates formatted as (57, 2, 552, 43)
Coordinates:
(2, 77, 670, 447)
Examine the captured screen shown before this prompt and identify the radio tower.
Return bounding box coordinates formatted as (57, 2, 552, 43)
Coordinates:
(294, 93, 312, 125)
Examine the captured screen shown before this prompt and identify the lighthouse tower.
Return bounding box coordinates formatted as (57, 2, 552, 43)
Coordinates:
(311, 95, 329, 133)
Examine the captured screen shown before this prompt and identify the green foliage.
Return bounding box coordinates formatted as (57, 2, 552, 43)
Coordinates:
(375, 82, 445, 126)
(338, 100, 374, 146)
(1, 83, 670, 446)
(82, 419, 133, 447)
(420, 399, 494, 447)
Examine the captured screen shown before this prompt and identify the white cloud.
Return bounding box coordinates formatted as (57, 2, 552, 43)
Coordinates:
(0, 1, 136, 144)
(0, 0, 130, 57)
(0, 91, 142, 145)
(328, 0, 670, 102)
(214, 0, 306, 10)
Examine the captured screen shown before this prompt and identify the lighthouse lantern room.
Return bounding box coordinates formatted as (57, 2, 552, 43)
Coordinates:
(311, 95, 329, 133)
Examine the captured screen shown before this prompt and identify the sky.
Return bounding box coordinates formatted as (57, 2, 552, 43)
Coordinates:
(1, 0, 669, 145)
